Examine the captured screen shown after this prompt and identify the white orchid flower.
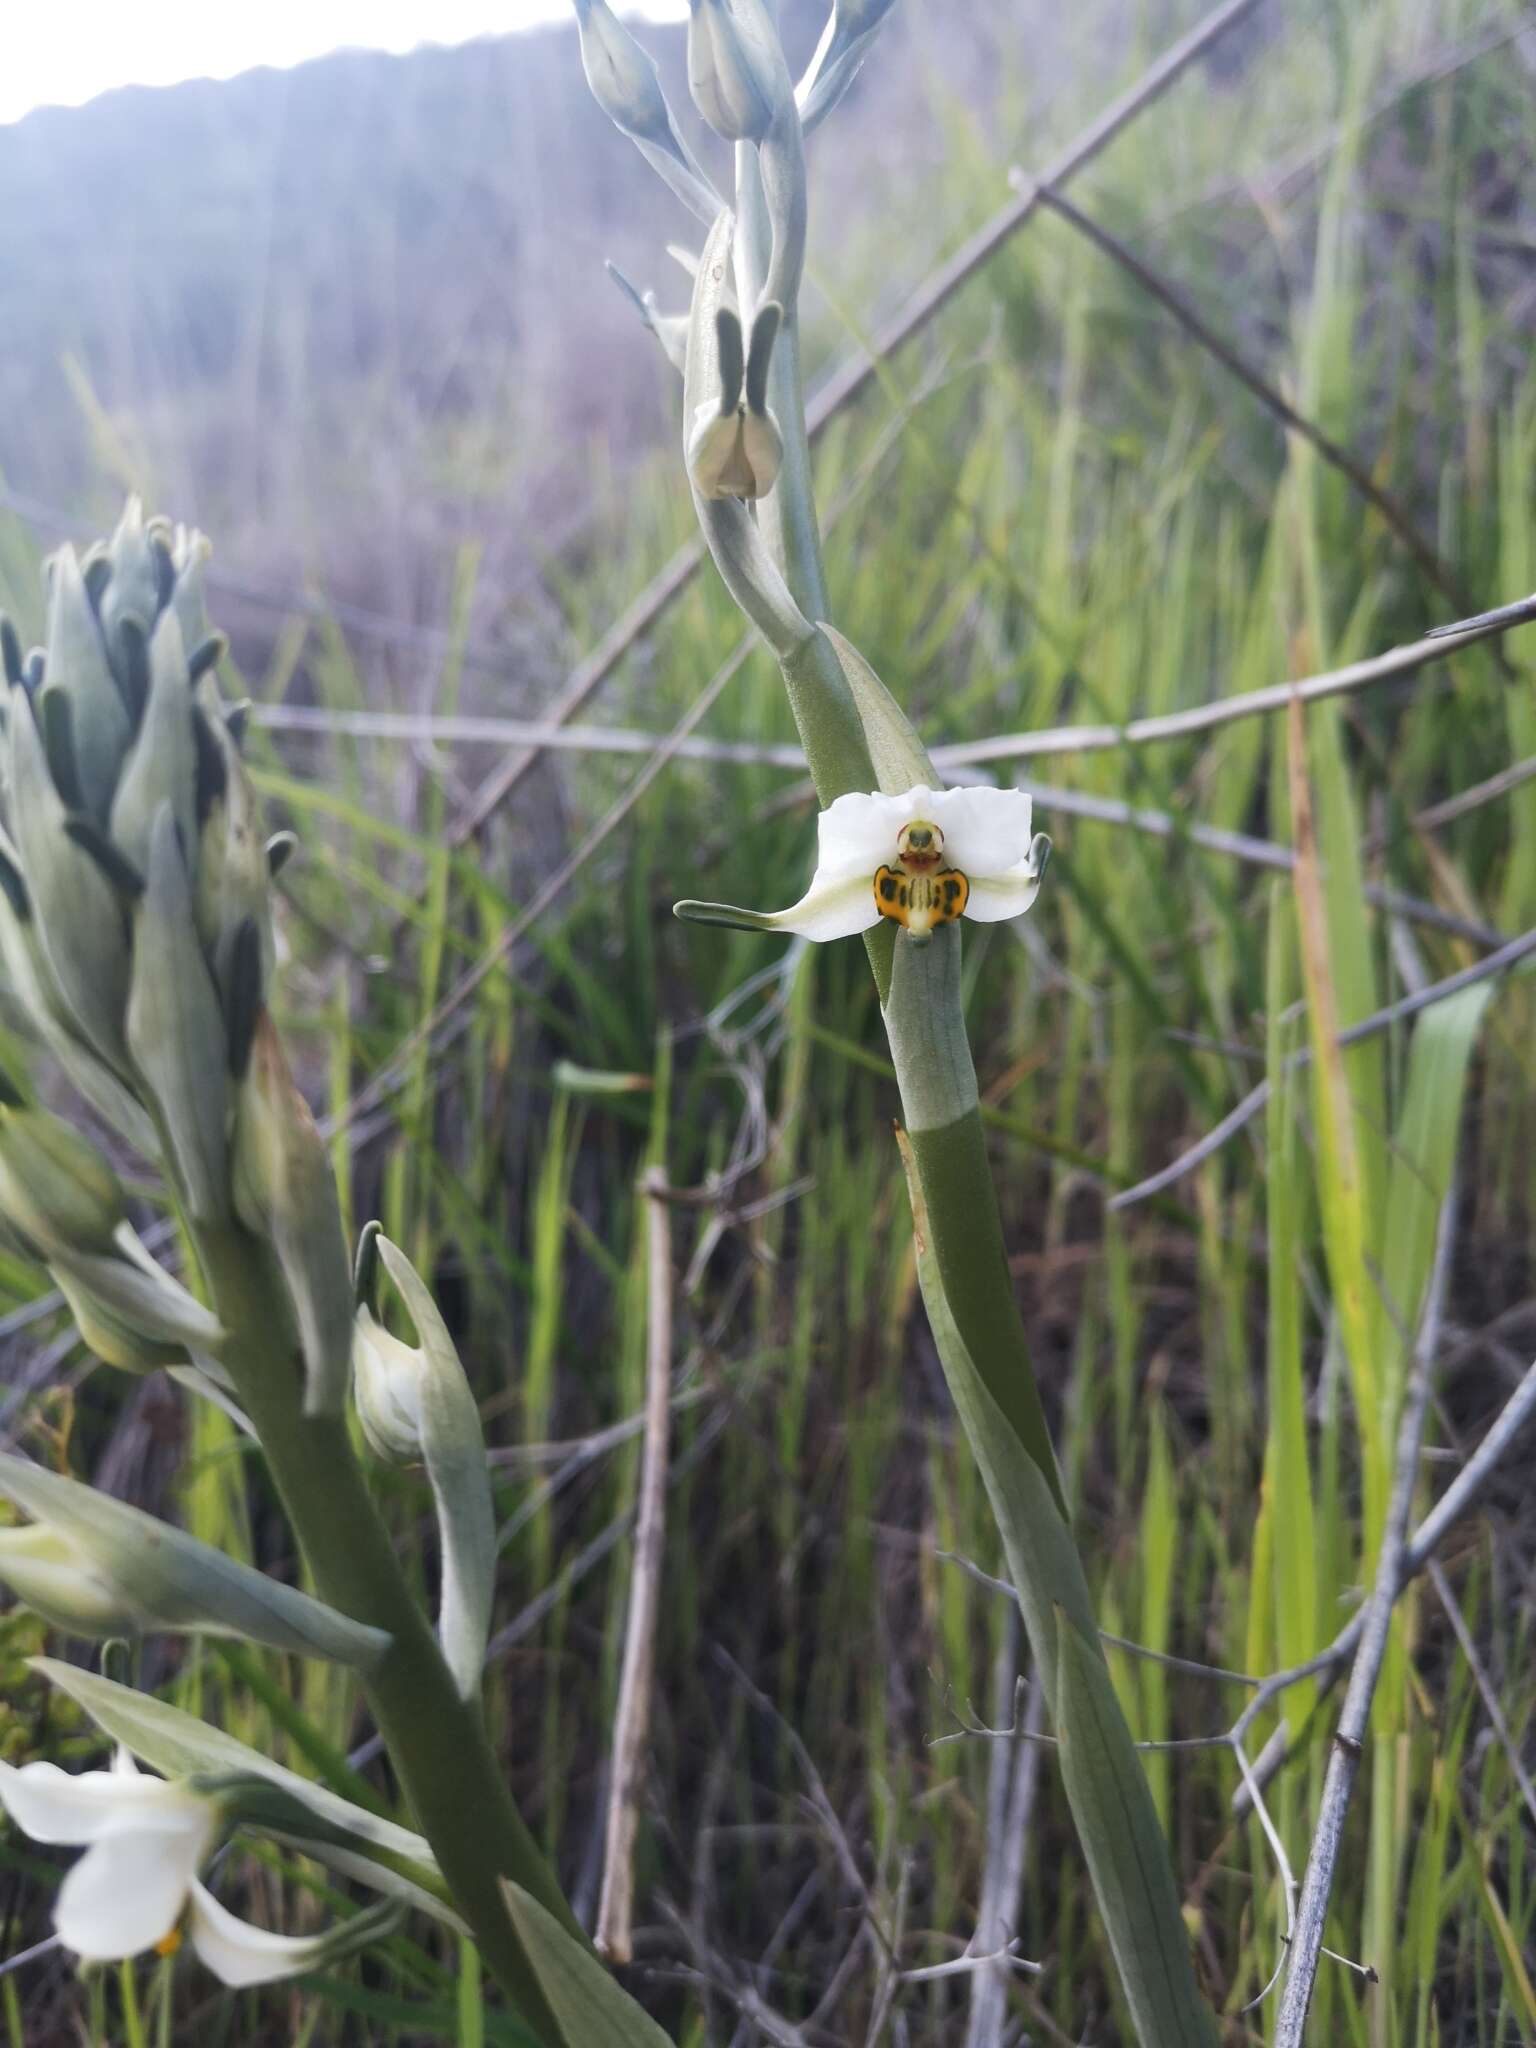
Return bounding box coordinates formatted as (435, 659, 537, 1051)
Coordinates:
(676, 783, 1051, 942)
(0, 1751, 329, 1984)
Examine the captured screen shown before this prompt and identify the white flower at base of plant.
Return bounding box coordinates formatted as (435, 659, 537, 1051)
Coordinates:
(675, 783, 1051, 942)
(0, 1751, 328, 1983)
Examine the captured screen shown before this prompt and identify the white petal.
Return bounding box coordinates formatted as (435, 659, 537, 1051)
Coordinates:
(689, 411, 757, 500)
(739, 410, 783, 495)
(54, 1820, 206, 1960)
(963, 861, 1043, 924)
(812, 787, 943, 883)
(188, 1880, 326, 1987)
(0, 1758, 209, 1847)
(920, 786, 1034, 877)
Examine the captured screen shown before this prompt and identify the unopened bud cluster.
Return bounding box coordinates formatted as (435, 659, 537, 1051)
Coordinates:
(0, 501, 351, 1412)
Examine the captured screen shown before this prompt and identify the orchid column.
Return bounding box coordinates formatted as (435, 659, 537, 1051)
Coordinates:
(573, 3, 1220, 2038)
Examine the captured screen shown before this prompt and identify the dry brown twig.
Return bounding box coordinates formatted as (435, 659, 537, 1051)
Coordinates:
(596, 1164, 677, 1962)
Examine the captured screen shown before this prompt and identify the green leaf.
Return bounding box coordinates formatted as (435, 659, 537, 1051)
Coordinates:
(895, 1129, 1217, 2047)
(1054, 1608, 1217, 2048)
(499, 1881, 675, 2048)
(817, 623, 934, 794)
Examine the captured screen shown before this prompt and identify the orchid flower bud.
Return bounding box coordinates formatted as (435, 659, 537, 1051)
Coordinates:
(232, 1010, 353, 1416)
(353, 1228, 495, 1699)
(687, 0, 777, 143)
(49, 1225, 226, 1375)
(0, 1101, 128, 1260)
(572, 0, 722, 225)
(125, 804, 230, 1223)
(41, 544, 128, 827)
(0, 1454, 388, 1665)
(574, 0, 673, 143)
(0, 1522, 133, 1637)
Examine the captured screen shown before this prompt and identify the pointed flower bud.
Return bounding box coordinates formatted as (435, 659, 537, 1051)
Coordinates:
(687, 0, 777, 142)
(0, 1454, 388, 1664)
(108, 611, 198, 877)
(7, 682, 132, 1071)
(574, 0, 675, 143)
(94, 499, 169, 699)
(232, 1011, 353, 1417)
(42, 546, 129, 826)
(572, 0, 722, 226)
(0, 1522, 134, 1637)
(0, 1103, 129, 1260)
(49, 1225, 226, 1375)
(353, 1230, 495, 1699)
(125, 804, 230, 1223)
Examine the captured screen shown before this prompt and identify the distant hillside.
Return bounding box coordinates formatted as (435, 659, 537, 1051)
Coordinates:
(0, 3, 1044, 680)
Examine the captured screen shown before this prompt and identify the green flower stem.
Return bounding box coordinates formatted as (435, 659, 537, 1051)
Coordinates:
(195, 1219, 573, 2042)
(687, 64, 1218, 2043)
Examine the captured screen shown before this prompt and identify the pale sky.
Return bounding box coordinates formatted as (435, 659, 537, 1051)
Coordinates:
(1, 2, 687, 126)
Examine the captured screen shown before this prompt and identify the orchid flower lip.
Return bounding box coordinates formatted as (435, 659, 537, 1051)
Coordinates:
(674, 783, 1049, 943)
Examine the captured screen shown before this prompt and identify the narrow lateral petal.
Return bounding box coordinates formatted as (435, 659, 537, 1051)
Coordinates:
(188, 1880, 326, 1987)
(676, 871, 879, 942)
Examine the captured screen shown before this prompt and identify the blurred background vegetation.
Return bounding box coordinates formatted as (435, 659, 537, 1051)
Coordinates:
(2, 0, 1536, 2040)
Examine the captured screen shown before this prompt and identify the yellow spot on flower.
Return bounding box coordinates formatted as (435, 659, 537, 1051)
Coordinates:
(154, 1928, 183, 1960)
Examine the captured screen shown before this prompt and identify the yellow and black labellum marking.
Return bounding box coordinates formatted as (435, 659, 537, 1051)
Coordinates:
(874, 864, 969, 939)
(154, 1928, 184, 1960)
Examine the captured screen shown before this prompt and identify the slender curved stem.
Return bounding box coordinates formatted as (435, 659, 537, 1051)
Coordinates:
(195, 1220, 574, 2041)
